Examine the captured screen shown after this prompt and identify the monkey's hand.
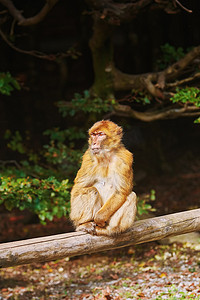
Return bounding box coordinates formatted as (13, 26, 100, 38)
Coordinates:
(76, 222, 96, 235)
(94, 211, 107, 227)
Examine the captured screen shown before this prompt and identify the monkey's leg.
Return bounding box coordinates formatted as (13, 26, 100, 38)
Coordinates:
(70, 187, 102, 234)
(95, 191, 137, 236)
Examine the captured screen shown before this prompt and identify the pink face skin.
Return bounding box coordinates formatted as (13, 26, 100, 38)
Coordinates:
(90, 131, 106, 154)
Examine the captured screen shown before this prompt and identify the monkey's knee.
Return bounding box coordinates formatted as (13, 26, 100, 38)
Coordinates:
(127, 191, 137, 203)
(126, 191, 137, 216)
(123, 191, 137, 221)
(104, 191, 137, 235)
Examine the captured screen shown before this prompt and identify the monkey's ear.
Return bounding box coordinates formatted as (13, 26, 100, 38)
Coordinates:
(117, 127, 123, 136)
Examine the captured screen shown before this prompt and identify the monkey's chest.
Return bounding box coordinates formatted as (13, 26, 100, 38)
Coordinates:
(94, 179, 115, 204)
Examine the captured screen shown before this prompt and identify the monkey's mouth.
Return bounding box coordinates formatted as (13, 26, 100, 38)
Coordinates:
(91, 147, 101, 154)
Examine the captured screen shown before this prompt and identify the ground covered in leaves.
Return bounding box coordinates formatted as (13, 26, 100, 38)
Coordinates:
(0, 242, 200, 300)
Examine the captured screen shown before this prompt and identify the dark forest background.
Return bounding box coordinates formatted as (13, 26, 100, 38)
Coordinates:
(0, 0, 199, 241)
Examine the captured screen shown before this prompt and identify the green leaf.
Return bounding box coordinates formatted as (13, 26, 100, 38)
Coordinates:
(170, 87, 200, 108)
(0, 72, 21, 95)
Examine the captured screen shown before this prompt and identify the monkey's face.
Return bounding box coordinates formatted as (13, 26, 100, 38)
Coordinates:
(88, 120, 123, 155)
(90, 131, 106, 154)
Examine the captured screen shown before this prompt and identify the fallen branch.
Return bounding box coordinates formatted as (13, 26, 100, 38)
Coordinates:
(0, 208, 200, 268)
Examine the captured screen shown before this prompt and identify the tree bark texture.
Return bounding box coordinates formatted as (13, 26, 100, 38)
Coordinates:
(89, 18, 114, 99)
(0, 209, 200, 268)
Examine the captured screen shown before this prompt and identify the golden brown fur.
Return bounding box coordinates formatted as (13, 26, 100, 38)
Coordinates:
(70, 120, 137, 236)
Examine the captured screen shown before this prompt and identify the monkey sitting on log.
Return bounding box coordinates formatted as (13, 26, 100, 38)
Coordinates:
(70, 120, 137, 236)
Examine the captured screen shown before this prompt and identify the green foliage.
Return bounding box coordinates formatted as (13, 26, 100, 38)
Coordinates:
(194, 117, 200, 124)
(44, 127, 87, 142)
(5, 130, 26, 154)
(58, 90, 114, 117)
(0, 72, 20, 95)
(131, 91, 151, 105)
(43, 127, 85, 169)
(137, 190, 156, 217)
(0, 175, 71, 223)
(4, 127, 86, 179)
(156, 43, 186, 70)
(139, 95, 151, 105)
(2, 124, 86, 223)
(170, 87, 200, 123)
(170, 87, 200, 107)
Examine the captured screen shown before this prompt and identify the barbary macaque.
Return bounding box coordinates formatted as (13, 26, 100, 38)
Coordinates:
(70, 120, 137, 236)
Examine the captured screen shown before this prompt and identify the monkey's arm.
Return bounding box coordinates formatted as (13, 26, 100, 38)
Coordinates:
(94, 150, 133, 227)
(94, 193, 127, 227)
(73, 150, 95, 188)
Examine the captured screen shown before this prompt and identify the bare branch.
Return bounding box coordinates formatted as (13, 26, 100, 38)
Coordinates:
(86, 0, 179, 23)
(163, 46, 200, 80)
(0, 27, 78, 60)
(0, 160, 21, 169)
(0, 27, 55, 59)
(166, 73, 200, 88)
(111, 46, 200, 121)
(111, 45, 200, 97)
(174, 0, 192, 13)
(19, 0, 59, 26)
(113, 103, 200, 122)
(0, 0, 59, 26)
(0, 0, 25, 23)
(143, 75, 164, 99)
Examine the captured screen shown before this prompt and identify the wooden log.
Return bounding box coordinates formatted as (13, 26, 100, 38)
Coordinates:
(0, 208, 200, 268)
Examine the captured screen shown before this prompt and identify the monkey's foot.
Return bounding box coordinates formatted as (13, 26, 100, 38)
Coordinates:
(76, 222, 96, 235)
(95, 225, 109, 236)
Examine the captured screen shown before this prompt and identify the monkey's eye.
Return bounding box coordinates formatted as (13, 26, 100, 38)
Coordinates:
(98, 132, 105, 136)
(91, 132, 105, 137)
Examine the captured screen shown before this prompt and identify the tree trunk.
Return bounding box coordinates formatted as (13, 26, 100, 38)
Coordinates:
(89, 17, 114, 99)
(0, 209, 200, 268)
